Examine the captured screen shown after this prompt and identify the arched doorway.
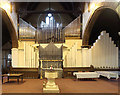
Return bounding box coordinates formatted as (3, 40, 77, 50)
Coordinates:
(82, 7, 120, 48)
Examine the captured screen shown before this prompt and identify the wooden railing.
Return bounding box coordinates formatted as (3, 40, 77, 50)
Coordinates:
(9, 68, 38, 79)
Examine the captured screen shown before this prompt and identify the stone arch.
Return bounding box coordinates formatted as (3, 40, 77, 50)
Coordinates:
(82, 6, 120, 48)
(2, 8, 18, 48)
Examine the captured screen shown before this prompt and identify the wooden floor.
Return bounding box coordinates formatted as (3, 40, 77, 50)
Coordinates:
(2, 78, 119, 94)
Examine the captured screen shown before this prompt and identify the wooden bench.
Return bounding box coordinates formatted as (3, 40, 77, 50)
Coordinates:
(73, 72, 100, 79)
(63, 67, 94, 78)
(96, 71, 119, 80)
(2, 74, 23, 84)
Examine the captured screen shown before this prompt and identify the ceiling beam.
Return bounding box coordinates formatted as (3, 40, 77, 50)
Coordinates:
(18, 10, 82, 15)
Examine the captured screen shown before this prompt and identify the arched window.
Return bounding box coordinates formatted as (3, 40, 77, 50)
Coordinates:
(40, 13, 60, 28)
(37, 12, 64, 43)
(45, 13, 54, 27)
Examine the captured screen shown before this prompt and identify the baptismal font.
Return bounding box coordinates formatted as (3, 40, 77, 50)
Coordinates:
(43, 65, 62, 93)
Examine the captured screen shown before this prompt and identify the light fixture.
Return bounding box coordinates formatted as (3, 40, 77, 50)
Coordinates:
(118, 32, 120, 36)
(0, 1, 11, 12)
(56, 23, 59, 28)
(90, 3, 96, 10)
(46, 16, 49, 24)
(50, 17, 53, 20)
(48, 13, 52, 17)
(90, 3, 98, 11)
(116, 0, 120, 2)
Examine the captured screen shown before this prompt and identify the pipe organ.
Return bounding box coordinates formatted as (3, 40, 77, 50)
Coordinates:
(19, 18, 36, 39)
(39, 42, 63, 78)
(89, 31, 118, 68)
(36, 13, 64, 43)
(12, 41, 39, 68)
(63, 40, 82, 67)
(12, 15, 119, 70)
(63, 31, 119, 68)
(12, 31, 119, 69)
(63, 16, 81, 38)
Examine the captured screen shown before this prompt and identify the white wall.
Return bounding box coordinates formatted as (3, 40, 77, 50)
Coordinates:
(82, 3, 92, 37)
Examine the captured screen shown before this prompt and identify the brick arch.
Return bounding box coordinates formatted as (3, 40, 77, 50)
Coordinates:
(2, 9, 18, 48)
(82, 7, 120, 47)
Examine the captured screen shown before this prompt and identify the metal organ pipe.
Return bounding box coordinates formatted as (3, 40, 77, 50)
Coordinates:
(89, 31, 118, 69)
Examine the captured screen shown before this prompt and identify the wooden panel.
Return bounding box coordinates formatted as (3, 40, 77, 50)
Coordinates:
(10, 68, 38, 79)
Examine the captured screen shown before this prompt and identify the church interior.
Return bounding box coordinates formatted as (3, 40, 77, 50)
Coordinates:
(1, 1, 120, 94)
